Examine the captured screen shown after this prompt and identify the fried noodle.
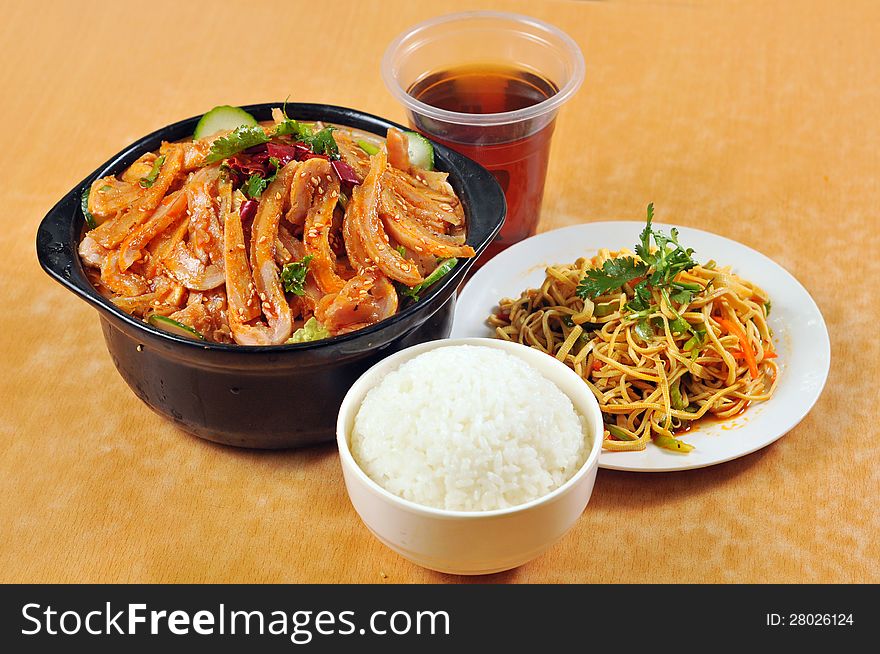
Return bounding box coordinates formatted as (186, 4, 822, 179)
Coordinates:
(490, 248, 779, 452)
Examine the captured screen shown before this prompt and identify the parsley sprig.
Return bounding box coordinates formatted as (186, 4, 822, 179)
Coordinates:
(575, 204, 703, 344)
(205, 113, 339, 164)
(205, 126, 270, 164)
(243, 157, 281, 200)
(281, 255, 313, 296)
(274, 103, 339, 158)
(576, 256, 647, 299)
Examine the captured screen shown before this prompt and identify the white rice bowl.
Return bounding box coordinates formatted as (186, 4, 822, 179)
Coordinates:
(350, 344, 589, 512)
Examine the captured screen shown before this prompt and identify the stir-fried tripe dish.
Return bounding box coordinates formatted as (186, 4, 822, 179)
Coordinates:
(78, 105, 474, 344)
(491, 205, 779, 453)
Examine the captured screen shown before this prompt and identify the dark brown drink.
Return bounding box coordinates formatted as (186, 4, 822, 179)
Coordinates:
(407, 64, 559, 261)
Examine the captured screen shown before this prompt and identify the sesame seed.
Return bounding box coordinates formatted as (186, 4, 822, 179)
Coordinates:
(330, 190, 338, 198)
(275, 192, 282, 200)
(262, 302, 271, 310)
(136, 344, 143, 352)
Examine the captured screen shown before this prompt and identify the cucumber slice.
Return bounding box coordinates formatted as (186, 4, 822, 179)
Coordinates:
(148, 315, 206, 341)
(193, 105, 258, 140)
(405, 131, 435, 171)
(81, 186, 97, 231)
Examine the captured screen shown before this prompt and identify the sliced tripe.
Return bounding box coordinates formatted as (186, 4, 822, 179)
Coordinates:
(316, 269, 398, 335)
(298, 158, 345, 294)
(226, 163, 297, 345)
(90, 145, 184, 250)
(161, 241, 225, 291)
(185, 166, 224, 267)
(386, 127, 411, 171)
(118, 190, 188, 271)
(221, 182, 261, 326)
(100, 249, 149, 297)
(346, 150, 422, 286)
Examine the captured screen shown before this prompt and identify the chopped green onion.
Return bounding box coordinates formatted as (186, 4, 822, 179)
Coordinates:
(670, 378, 687, 410)
(606, 424, 637, 441)
(357, 140, 380, 156)
(139, 155, 166, 188)
(593, 301, 618, 317)
(654, 434, 695, 453)
(634, 318, 655, 342)
(669, 316, 691, 335)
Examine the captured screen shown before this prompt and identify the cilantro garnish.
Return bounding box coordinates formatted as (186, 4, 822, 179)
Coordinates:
(575, 204, 704, 343)
(576, 204, 698, 305)
(281, 255, 314, 295)
(205, 104, 340, 165)
(635, 203, 698, 289)
(309, 127, 339, 158)
(242, 161, 280, 200)
(244, 174, 267, 200)
(272, 113, 338, 158)
(273, 119, 302, 138)
(205, 126, 270, 164)
(577, 257, 647, 299)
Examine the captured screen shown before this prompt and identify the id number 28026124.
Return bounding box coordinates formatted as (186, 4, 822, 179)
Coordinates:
(766, 613, 854, 627)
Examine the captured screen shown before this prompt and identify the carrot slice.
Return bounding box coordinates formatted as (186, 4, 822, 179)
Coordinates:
(717, 318, 759, 379)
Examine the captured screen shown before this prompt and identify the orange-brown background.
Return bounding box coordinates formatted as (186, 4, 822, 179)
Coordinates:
(1, 0, 877, 583)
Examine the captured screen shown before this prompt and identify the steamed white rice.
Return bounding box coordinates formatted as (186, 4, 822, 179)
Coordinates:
(350, 344, 588, 512)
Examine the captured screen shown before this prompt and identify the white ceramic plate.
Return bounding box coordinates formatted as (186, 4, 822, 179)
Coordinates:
(452, 221, 831, 472)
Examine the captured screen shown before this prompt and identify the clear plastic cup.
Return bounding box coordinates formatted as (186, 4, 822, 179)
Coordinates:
(382, 11, 585, 262)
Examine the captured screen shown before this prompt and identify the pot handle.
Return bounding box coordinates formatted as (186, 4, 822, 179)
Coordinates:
(36, 183, 86, 287)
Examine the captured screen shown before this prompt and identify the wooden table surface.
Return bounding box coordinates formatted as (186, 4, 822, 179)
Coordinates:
(2, 0, 877, 583)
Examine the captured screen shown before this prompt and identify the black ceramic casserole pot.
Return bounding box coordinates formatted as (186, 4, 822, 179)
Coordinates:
(36, 103, 505, 448)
